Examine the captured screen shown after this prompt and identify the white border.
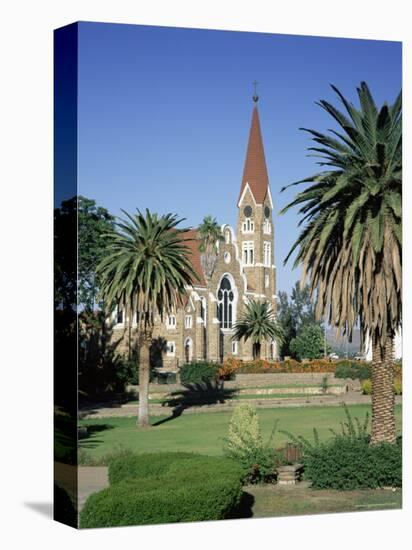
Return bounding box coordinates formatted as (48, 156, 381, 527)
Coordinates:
(1, 2, 409, 549)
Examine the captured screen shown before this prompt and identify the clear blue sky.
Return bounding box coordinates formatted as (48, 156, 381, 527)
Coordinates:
(77, 22, 401, 294)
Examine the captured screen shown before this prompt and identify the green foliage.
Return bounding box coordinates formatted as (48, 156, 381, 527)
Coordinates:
(335, 361, 371, 381)
(198, 215, 224, 279)
(232, 300, 284, 359)
(179, 361, 219, 384)
(320, 375, 329, 393)
(78, 446, 133, 466)
(108, 451, 195, 484)
(281, 405, 401, 489)
(362, 379, 372, 395)
(280, 82, 402, 349)
(303, 438, 402, 490)
(274, 282, 317, 357)
(394, 378, 402, 395)
(362, 378, 402, 396)
(289, 323, 328, 360)
(97, 209, 198, 316)
(224, 404, 277, 483)
(78, 196, 115, 310)
(81, 453, 243, 527)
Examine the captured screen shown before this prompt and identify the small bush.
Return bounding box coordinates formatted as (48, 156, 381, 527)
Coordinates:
(303, 437, 402, 490)
(224, 404, 277, 483)
(282, 405, 401, 490)
(394, 378, 402, 395)
(361, 379, 372, 395)
(362, 378, 402, 395)
(109, 451, 195, 484)
(81, 453, 243, 527)
(230, 358, 337, 374)
(180, 361, 219, 384)
(335, 361, 371, 381)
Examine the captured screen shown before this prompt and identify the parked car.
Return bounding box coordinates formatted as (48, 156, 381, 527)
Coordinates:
(329, 353, 339, 360)
(353, 354, 366, 361)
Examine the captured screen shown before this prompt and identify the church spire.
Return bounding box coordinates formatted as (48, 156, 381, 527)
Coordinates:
(238, 97, 269, 205)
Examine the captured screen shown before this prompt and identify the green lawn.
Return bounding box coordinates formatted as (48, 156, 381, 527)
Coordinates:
(248, 484, 402, 518)
(79, 404, 402, 462)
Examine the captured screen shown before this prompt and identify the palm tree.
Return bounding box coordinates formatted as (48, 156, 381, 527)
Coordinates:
(281, 82, 401, 443)
(198, 215, 224, 279)
(232, 300, 284, 359)
(97, 209, 198, 427)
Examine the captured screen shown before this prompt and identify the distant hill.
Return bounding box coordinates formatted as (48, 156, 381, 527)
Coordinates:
(326, 327, 363, 358)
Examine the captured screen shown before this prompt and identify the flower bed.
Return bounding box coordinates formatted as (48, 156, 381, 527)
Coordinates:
(218, 358, 365, 379)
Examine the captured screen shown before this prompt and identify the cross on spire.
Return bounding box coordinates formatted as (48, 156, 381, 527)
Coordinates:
(252, 80, 259, 103)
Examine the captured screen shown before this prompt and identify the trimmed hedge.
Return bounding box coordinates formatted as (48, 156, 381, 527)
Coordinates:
(81, 453, 244, 528)
(109, 451, 195, 484)
(304, 437, 402, 490)
(180, 361, 219, 384)
(334, 361, 371, 381)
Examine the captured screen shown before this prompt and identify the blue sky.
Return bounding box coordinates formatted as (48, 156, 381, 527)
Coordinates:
(77, 22, 401, 294)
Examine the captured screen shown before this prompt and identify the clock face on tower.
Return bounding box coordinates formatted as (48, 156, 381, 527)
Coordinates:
(264, 206, 270, 218)
(243, 205, 252, 218)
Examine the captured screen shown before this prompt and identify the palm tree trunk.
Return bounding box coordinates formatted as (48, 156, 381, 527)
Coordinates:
(138, 333, 151, 428)
(253, 342, 261, 360)
(370, 331, 396, 444)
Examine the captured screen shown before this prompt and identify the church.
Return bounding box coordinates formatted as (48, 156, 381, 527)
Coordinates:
(110, 98, 279, 370)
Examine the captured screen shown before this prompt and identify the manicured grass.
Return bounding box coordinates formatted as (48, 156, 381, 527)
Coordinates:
(248, 484, 402, 518)
(79, 404, 402, 462)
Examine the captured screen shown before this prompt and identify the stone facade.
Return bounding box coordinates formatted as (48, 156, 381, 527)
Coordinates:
(110, 102, 279, 371)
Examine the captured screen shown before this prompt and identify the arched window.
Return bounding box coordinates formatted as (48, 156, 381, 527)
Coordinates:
(217, 276, 235, 329)
(242, 218, 255, 233)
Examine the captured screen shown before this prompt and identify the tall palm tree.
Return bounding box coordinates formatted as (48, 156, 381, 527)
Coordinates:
(97, 209, 198, 427)
(198, 215, 224, 279)
(232, 300, 284, 359)
(281, 82, 402, 443)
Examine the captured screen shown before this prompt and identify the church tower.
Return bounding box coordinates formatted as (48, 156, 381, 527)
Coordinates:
(237, 95, 276, 307)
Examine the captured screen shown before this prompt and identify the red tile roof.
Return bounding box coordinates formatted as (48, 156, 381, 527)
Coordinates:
(183, 229, 207, 287)
(239, 106, 269, 205)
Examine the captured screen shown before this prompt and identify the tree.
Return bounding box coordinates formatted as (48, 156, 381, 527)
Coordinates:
(198, 215, 224, 279)
(289, 323, 330, 361)
(281, 82, 401, 443)
(78, 196, 115, 311)
(277, 282, 318, 357)
(232, 300, 284, 359)
(97, 209, 198, 427)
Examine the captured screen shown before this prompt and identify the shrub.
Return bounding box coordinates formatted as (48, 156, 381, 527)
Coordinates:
(335, 361, 371, 381)
(394, 377, 402, 395)
(282, 405, 402, 489)
(303, 438, 402, 490)
(109, 451, 195, 484)
(224, 404, 277, 483)
(289, 323, 328, 360)
(180, 361, 219, 384)
(218, 357, 242, 380)
(233, 358, 337, 374)
(81, 453, 244, 527)
(361, 379, 372, 395)
(362, 378, 402, 396)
